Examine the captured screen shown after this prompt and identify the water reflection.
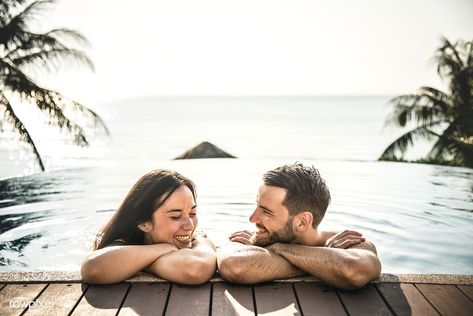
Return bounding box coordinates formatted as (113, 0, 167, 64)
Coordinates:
(0, 173, 67, 208)
(0, 159, 472, 273)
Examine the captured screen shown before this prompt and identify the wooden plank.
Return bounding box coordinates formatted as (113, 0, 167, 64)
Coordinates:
(23, 283, 87, 316)
(457, 285, 473, 301)
(71, 283, 129, 316)
(337, 284, 392, 316)
(254, 282, 301, 315)
(23, 283, 86, 316)
(0, 284, 47, 316)
(376, 283, 438, 316)
(416, 284, 473, 316)
(118, 283, 170, 315)
(165, 283, 211, 315)
(293, 282, 346, 316)
(211, 283, 254, 316)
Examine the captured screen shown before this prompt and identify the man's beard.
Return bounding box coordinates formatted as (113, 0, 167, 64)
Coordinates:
(252, 217, 296, 247)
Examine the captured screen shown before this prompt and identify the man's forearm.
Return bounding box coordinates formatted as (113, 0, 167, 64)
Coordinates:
(217, 243, 305, 283)
(272, 243, 381, 289)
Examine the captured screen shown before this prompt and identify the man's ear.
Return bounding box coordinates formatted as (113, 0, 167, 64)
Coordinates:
(137, 221, 153, 232)
(295, 212, 313, 231)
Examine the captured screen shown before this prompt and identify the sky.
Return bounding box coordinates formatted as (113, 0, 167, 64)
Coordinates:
(30, 0, 473, 105)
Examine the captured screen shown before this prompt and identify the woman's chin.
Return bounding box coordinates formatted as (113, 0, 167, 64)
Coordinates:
(172, 238, 193, 249)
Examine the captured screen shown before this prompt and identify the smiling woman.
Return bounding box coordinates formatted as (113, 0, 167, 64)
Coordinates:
(80, 169, 217, 284)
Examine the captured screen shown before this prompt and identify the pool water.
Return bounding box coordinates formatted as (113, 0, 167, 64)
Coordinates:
(0, 96, 472, 273)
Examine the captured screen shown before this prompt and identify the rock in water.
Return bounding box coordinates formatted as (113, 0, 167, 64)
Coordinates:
(174, 141, 236, 159)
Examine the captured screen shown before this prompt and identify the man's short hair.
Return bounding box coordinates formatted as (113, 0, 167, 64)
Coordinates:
(262, 163, 331, 227)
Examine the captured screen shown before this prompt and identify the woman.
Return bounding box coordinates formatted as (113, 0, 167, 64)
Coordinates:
(81, 169, 216, 284)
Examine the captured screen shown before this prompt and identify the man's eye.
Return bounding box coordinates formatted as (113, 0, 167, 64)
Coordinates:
(263, 210, 271, 215)
(189, 213, 197, 217)
(170, 216, 180, 220)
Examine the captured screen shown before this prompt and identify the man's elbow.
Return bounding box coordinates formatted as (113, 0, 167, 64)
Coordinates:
(342, 255, 382, 289)
(218, 256, 251, 283)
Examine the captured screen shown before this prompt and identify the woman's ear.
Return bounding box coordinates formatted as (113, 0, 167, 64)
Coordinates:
(137, 221, 153, 232)
(295, 212, 313, 231)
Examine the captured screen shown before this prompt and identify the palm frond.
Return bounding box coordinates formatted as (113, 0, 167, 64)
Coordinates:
(0, 0, 54, 47)
(386, 93, 448, 128)
(379, 123, 440, 160)
(0, 0, 30, 22)
(0, 91, 45, 170)
(1, 60, 89, 146)
(12, 47, 94, 73)
(436, 37, 464, 79)
(71, 101, 110, 135)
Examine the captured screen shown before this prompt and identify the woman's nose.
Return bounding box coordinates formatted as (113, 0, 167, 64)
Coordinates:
(181, 216, 194, 230)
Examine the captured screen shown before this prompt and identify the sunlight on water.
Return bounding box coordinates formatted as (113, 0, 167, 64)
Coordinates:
(0, 96, 472, 273)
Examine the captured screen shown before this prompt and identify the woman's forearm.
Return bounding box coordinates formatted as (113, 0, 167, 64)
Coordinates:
(81, 243, 176, 284)
(148, 238, 217, 284)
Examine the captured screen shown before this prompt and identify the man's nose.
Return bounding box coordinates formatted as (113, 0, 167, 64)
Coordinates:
(249, 209, 258, 223)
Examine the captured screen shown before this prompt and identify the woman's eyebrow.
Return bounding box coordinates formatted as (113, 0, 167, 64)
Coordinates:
(167, 205, 197, 213)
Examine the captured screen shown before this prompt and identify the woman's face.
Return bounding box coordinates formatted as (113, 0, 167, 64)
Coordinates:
(141, 185, 198, 249)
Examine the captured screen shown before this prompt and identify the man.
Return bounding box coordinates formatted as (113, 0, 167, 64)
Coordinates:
(217, 163, 381, 289)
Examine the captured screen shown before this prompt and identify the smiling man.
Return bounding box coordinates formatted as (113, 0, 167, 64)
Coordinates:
(217, 163, 381, 289)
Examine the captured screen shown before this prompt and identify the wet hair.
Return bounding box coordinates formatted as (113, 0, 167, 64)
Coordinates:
(94, 169, 196, 250)
(262, 163, 330, 228)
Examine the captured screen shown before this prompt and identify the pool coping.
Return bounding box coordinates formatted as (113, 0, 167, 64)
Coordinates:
(0, 272, 472, 285)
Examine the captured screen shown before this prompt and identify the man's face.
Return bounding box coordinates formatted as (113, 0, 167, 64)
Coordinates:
(249, 184, 296, 247)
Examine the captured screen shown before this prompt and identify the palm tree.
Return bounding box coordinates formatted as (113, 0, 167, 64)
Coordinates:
(0, 0, 109, 172)
(380, 37, 473, 168)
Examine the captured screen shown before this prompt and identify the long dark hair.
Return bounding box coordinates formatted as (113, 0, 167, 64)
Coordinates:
(94, 169, 196, 249)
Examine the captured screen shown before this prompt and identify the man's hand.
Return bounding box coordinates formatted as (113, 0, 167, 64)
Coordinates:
(229, 230, 255, 245)
(324, 230, 365, 249)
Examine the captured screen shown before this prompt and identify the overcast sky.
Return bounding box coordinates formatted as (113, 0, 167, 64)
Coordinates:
(34, 0, 473, 105)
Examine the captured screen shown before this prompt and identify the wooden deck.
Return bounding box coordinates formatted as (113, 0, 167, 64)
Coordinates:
(0, 273, 472, 315)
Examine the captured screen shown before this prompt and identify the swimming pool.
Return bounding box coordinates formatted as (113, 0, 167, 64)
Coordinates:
(1, 96, 472, 273)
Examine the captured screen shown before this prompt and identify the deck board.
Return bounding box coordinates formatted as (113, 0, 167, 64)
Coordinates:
(23, 283, 87, 316)
(376, 283, 439, 316)
(338, 284, 392, 316)
(0, 274, 472, 315)
(416, 284, 473, 316)
(293, 282, 346, 316)
(118, 282, 170, 315)
(211, 283, 254, 316)
(254, 282, 301, 315)
(71, 283, 129, 315)
(165, 283, 211, 315)
(0, 283, 47, 316)
(457, 285, 473, 301)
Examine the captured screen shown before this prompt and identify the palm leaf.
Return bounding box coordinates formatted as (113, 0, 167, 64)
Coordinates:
(12, 47, 94, 73)
(0, 91, 45, 170)
(379, 123, 440, 160)
(386, 93, 448, 128)
(2, 60, 89, 146)
(0, 0, 54, 47)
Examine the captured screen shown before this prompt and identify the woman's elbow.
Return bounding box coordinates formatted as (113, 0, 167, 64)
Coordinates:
(81, 261, 103, 284)
(182, 257, 216, 284)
